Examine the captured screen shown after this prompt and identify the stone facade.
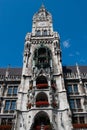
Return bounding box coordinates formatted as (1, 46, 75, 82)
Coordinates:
(0, 5, 87, 130)
(16, 5, 73, 130)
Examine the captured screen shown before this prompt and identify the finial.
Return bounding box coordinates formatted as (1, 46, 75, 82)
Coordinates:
(41, 3, 45, 8)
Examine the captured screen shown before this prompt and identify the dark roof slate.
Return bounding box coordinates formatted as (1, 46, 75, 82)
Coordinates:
(63, 66, 87, 73)
(0, 68, 22, 76)
(0, 66, 87, 76)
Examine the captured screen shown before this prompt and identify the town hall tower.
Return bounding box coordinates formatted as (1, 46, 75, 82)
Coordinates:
(16, 5, 73, 130)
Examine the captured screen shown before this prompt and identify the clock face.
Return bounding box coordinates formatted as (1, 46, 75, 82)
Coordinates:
(38, 22, 46, 27)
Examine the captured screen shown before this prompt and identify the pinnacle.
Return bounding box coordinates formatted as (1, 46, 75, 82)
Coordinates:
(41, 3, 45, 8)
(39, 3, 46, 11)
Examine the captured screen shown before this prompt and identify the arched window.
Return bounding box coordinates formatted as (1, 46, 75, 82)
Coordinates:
(36, 92, 49, 107)
(36, 30, 41, 36)
(32, 111, 52, 130)
(36, 92, 48, 102)
(42, 30, 47, 36)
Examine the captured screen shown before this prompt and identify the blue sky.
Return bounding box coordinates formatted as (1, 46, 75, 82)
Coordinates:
(0, 0, 87, 67)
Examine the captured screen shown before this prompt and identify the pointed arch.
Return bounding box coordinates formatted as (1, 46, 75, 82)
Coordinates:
(31, 111, 52, 130)
(34, 111, 50, 125)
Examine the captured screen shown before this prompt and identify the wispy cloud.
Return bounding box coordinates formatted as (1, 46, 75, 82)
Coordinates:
(69, 53, 74, 57)
(63, 39, 70, 48)
(69, 51, 80, 57)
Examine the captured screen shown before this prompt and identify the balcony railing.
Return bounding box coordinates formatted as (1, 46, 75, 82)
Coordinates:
(73, 124, 87, 128)
(64, 72, 87, 79)
(0, 75, 21, 81)
(0, 125, 12, 130)
(36, 125, 51, 130)
(71, 108, 83, 112)
(36, 101, 49, 107)
(36, 84, 48, 89)
(67, 92, 79, 95)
